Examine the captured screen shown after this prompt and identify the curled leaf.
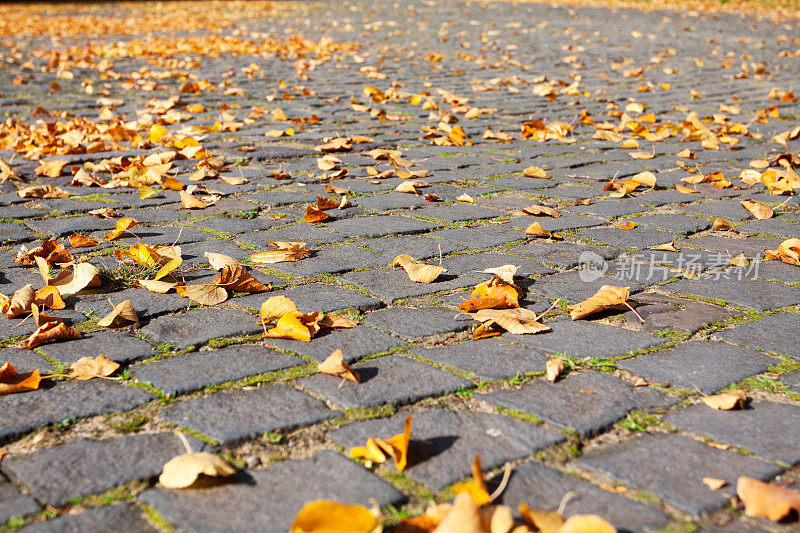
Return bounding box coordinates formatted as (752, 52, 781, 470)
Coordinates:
(69, 234, 99, 248)
(260, 295, 299, 325)
(0, 362, 41, 395)
(250, 242, 311, 264)
(700, 390, 746, 410)
(304, 206, 331, 223)
(68, 354, 120, 380)
(765, 238, 800, 267)
(570, 285, 631, 320)
(97, 300, 138, 328)
(160, 452, 236, 489)
(393, 254, 445, 283)
(104, 218, 138, 241)
(176, 284, 228, 306)
(211, 264, 269, 293)
(524, 222, 563, 240)
(737, 476, 800, 522)
(20, 320, 81, 349)
(546, 358, 567, 382)
(34, 286, 65, 310)
(290, 501, 380, 533)
(458, 277, 520, 313)
(51, 263, 101, 296)
(317, 349, 360, 384)
(741, 199, 773, 220)
(452, 454, 490, 505)
(6, 284, 35, 318)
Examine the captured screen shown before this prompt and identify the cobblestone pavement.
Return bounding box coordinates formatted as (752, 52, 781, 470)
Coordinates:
(1, 1, 800, 531)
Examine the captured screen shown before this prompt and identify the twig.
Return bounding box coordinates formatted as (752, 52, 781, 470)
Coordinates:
(176, 432, 193, 454)
(488, 464, 512, 502)
(535, 298, 560, 321)
(624, 301, 645, 323)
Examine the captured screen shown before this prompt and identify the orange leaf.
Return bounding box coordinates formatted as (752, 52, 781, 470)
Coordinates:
(304, 206, 331, 223)
(34, 286, 65, 310)
(765, 238, 800, 266)
(0, 362, 41, 395)
(570, 285, 631, 320)
(458, 277, 520, 312)
(265, 312, 311, 341)
(69, 234, 99, 248)
(317, 349, 360, 384)
(180, 191, 208, 209)
(35, 160, 68, 178)
(104, 217, 138, 240)
(452, 454, 490, 505)
(211, 264, 270, 293)
(738, 476, 800, 522)
(701, 390, 746, 410)
(68, 354, 120, 380)
(19, 320, 81, 349)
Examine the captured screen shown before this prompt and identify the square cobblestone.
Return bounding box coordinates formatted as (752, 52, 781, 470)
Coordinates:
(663, 277, 800, 311)
(343, 269, 477, 302)
(413, 204, 501, 222)
(1, 380, 154, 444)
(132, 344, 303, 397)
(0, 479, 40, 525)
(263, 325, 404, 363)
(160, 384, 337, 444)
(18, 503, 156, 533)
(572, 433, 783, 517)
(485, 371, 677, 437)
(141, 308, 263, 350)
(329, 409, 565, 490)
(664, 400, 800, 466)
(714, 313, 800, 359)
(231, 283, 382, 314)
(511, 241, 622, 268)
(576, 226, 681, 249)
(361, 306, 471, 340)
(325, 215, 439, 238)
(618, 340, 777, 394)
(300, 355, 470, 409)
(237, 224, 346, 246)
(504, 212, 605, 232)
(138, 451, 405, 533)
(0, 348, 54, 374)
(409, 340, 549, 380)
(37, 331, 154, 364)
(266, 245, 385, 276)
(3, 433, 205, 507)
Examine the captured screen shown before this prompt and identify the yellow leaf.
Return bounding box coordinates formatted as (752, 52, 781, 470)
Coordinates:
(522, 166, 548, 178)
(34, 286, 65, 310)
(138, 279, 177, 293)
(737, 476, 800, 522)
(570, 285, 630, 320)
(524, 222, 563, 240)
(765, 238, 800, 266)
(317, 349, 360, 383)
(176, 284, 228, 305)
(0, 362, 41, 395)
(97, 300, 138, 328)
(159, 452, 236, 489)
(701, 390, 746, 410)
(290, 501, 380, 533)
(265, 312, 311, 341)
(150, 124, 168, 143)
(674, 183, 699, 194)
(740, 199, 773, 220)
(546, 358, 567, 382)
(50, 263, 100, 296)
(104, 218, 138, 241)
(519, 503, 564, 532)
(649, 242, 679, 252)
(558, 514, 617, 533)
(259, 295, 299, 324)
(154, 257, 182, 281)
(180, 191, 208, 210)
(702, 477, 727, 490)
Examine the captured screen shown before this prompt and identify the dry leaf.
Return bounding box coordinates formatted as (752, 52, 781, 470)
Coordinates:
(17, 185, 69, 199)
(350, 415, 412, 472)
(69, 234, 99, 248)
(649, 242, 679, 252)
(452, 454, 491, 505)
(97, 300, 138, 328)
(457, 194, 475, 203)
(35, 160, 68, 177)
(702, 477, 727, 490)
(315, 195, 340, 211)
(481, 265, 519, 285)
(250, 242, 311, 264)
(737, 476, 800, 522)
(558, 515, 617, 533)
(631, 171, 657, 188)
(434, 493, 489, 533)
(570, 285, 631, 320)
(212, 264, 269, 293)
(470, 308, 550, 335)
(51, 263, 100, 296)
(615, 221, 637, 230)
(741, 199, 773, 220)
(290, 501, 380, 533)
(259, 295, 299, 324)
(458, 277, 521, 313)
(765, 238, 800, 266)
(68, 354, 120, 380)
(87, 207, 117, 218)
(700, 390, 746, 410)
(519, 503, 564, 532)
(154, 257, 182, 281)
(180, 190, 208, 209)
(523, 166, 548, 178)
(712, 218, 733, 231)
(304, 205, 331, 223)
(521, 205, 561, 218)
(34, 286, 65, 310)
(20, 320, 81, 349)
(728, 253, 749, 267)
(393, 254, 445, 283)
(546, 358, 567, 382)
(524, 222, 563, 240)
(159, 452, 236, 489)
(176, 284, 228, 305)
(0, 362, 41, 395)
(104, 218, 138, 240)
(6, 284, 34, 318)
(674, 183, 700, 194)
(265, 312, 312, 341)
(317, 349, 360, 384)
(14, 240, 72, 267)
(138, 279, 177, 293)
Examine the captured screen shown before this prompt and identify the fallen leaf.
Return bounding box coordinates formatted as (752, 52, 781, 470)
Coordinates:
(0, 362, 41, 395)
(320, 314, 358, 329)
(393, 254, 445, 283)
(546, 358, 567, 382)
(35, 160, 68, 177)
(452, 454, 491, 505)
(395, 179, 429, 193)
(702, 477, 727, 490)
(6, 284, 34, 318)
(521, 205, 561, 217)
(433, 493, 489, 533)
(176, 284, 228, 305)
(14, 240, 72, 266)
(765, 238, 800, 266)
(19, 320, 80, 349)
(523, 166, 548, 178)
(728, 253, 749, 267)
(631, 171, 657, 188)
(524, 222, 563, 240)
(250, 242, 311, 264)
(570, 285, 631, 320)
(701, 390, 746, 410)
(97, 300, 138, 328)
(649, 242, 679, 252)
(456, 194, 475, 203)
(138, 279, 177, 293)
(481, 265, 519, 285)
(558, 514, 617, 533)
(211, 264, 269, 293)
(259, 295, 299, 325)
(458, 277, 521, 312)
(159, 452, 236, 489)
(104, 218, 138, 240)
(712, 218, 733, 231)
(34, 286, 65, 310)
(317, 349, 360, 384)
(470, 308, 550, 335)
(17, 185, 69, 199)
(304, 205, 331, 223)
(87, 207, 117, 218)
(51, 263, 100, 296)
(68, 354, 120, 380)
(69, 234, 98, 248)
(290, 501, 380, 533)
(674, 183, 700, 194)
(629, 151, 655, 160)
(741, 199, 773, 220)
(519, 503, 564, 531)
(154, 257, 182, 281)
(265, 312, 312, 341)
(315, 195, 340, 211)
(615, 221, 637, 230)
(737, 476, 800, 522)
(180, 190, 209, 209)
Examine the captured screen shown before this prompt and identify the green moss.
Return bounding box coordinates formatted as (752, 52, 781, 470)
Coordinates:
(381, 471, 435, 501)
(140, 503, 177, 533)
(497, 405, 543, 425)
(104, 413, 149, 433)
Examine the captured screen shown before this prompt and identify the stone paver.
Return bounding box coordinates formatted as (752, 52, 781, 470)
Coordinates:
(0, 0, 798, 529)
(573, 433, 783, 517)
(300, 355, 470, 409)
(138, 451, 405, 533)
(485, 371, 678, 437)
(160, 384, 337, 444)
(329, 409, 565, 490)
(3, 433, 205, 507)
(664, 400, 800, 466)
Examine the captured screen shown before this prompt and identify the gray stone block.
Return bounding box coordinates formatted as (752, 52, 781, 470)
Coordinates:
(325, 215, 439, 238)
(0, 480, 40, 525)
(409, 340, 549, 380)
(362, 306, 471, 340)
(715, 313, 800, 359)
(17, 503, 156, 533)
(263, 325, 403, 363)
(663, 277, 800, 312)
(343, 269, 477, 302)
(38, 331, 154, 364)
(141, 308, 263, 349)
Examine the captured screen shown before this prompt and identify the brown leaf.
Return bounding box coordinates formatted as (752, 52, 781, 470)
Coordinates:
(570, 285, 631, 320)
(68, 354, 120, 380)
(317, 349, 360, 384)
(14, 240, 72, 267)
(176, 284, 228, 305)
(69, 234, 99, 248)
(17, 185, 69, 199)
(520, 205, 561, 217)
(6, 284, 34, 318)
(674, 183, 700, 194)
(615, 221, 637, 230)
(180, 190, 209, 209)
(470, 308, 550, 335)
(87, 207, 117, 218)
(649, 242, 679, 252)
(522, 166, 548, 178)
(304, 205, 331, 223)
(19, 320, 81, 349)
(0, 159, 21, 182)
(97, 300, 138, 328)
(765, 238, 800, 266)
(392, 254, 445, 283)
(738, 476, 800, 522)
(519, 503, 564, 532)
(701, 390, 746, 410)
(104, 217, 138, 240)
(138, 279, 177, 293)
(159, 452, 236, 489)
(546, 358, 567, 382)
(211, 264, 270, 293)
(34, 286, 65, 310)
(316, 195, 340, 211)
(524, 222, 563, 240)
(0, 362, 41, 395)
(712, 218, 734, 231)
(395, 179, 429, 194)
(50, 263, 100, 296)
(741, 199, 773, 220)
(250, 241, 311, 264)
